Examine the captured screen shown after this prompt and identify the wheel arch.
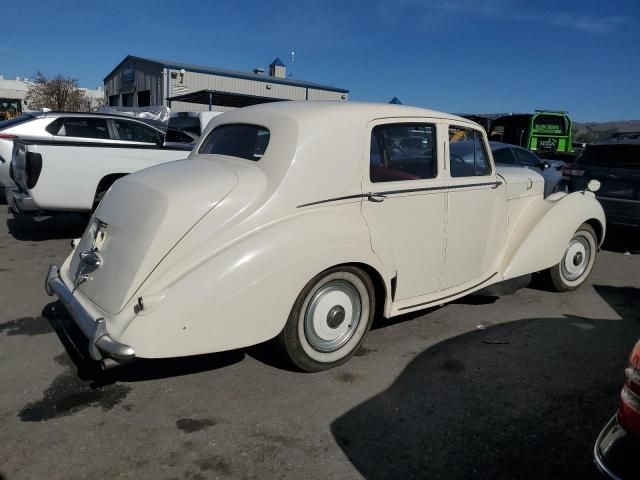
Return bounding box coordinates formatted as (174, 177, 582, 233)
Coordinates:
(324, 261, 390, 320)
(585, 217, 605, 247)
(95, 173, 128, 200)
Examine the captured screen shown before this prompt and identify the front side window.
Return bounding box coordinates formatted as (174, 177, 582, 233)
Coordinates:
(199, 124, 270, 161)
(55, 117, 110, 139)
(370, 123, 436, 182)
(113, 120, 159, 143)
(449, 127, 492, 177)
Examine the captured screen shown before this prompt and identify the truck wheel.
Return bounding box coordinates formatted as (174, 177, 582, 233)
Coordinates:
(547, 223, 597, 292)
(278, 266, 375, 372)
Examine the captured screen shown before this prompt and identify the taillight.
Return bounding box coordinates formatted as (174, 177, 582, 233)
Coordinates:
(0, 133, 18, 139)
(618, 340, 640, 436)
(561, 163, 586, 181)
(25, 152, 42, 189)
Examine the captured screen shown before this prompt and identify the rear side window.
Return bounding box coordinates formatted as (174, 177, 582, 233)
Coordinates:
(449, 127, 492, 177)
(113, 120, 159, 143)
(579, 145, 640, 169)
(53, 117, 110, 139)
(370, 123, 436, 182)
(199, 124, 270, 161)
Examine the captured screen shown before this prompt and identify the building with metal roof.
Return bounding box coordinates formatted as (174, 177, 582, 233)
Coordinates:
(103, 55, 349, 113)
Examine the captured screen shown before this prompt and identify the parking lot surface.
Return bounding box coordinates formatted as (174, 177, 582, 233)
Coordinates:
(1, 208, 639, 480)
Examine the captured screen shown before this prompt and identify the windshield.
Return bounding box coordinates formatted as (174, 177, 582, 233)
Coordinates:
(579, 144, 640, 169)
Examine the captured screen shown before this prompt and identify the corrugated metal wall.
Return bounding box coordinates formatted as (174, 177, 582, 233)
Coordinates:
(105, 59, 347, 111)
(104, 59, 163, 107)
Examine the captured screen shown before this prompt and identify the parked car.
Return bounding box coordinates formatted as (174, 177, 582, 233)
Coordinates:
(0, 113, 51, 190)
(562, 140, 640, 227)
(0, 111, 196, 193)
(5, 112, 193, 215)
(490, 141, 565, 196)
(45, 101, 605, 372)
(594, 338, 640, 479)
(161, 111, 224, 150)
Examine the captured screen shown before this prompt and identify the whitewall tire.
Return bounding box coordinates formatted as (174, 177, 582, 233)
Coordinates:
(278, 266, 375, 372)
(548, 223, 597, 292)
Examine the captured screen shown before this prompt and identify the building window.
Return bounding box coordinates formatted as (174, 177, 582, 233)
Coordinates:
(138, 90, 151, 107)
(122, 93, 134, 107)
(108, 95, 119, 107)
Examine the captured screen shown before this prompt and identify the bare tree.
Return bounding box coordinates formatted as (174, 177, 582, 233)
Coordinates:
(25, 72, 92, 112)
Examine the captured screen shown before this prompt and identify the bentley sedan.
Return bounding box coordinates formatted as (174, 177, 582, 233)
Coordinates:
(45, 102, 606, 372)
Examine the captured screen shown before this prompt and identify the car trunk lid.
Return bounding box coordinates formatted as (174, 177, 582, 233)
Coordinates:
(68, 158, 238, 315)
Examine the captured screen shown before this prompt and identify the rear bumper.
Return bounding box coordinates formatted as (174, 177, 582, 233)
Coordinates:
(594, 413, 640, 479)
(5, 186, 39, 214)
(45, 265, 135, 363)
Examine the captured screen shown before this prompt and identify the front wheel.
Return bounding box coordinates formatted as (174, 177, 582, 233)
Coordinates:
(278, 266, 375, 372)
(547, 223, 597, 292)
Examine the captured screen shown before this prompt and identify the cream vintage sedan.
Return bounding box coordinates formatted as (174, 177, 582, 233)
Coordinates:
(45, 102, 605, 372)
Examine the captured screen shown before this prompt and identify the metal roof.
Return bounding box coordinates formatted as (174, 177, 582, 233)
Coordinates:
(104, 55, 349, 94)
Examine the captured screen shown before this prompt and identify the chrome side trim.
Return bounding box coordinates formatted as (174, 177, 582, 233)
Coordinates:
(45, 265, 135, 362)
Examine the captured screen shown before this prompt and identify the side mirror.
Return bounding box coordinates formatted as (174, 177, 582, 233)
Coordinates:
(542, 161, 550, 169)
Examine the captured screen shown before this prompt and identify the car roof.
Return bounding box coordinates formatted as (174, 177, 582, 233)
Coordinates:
(234, 101, 474, 125)
(25, 111, 166, 132)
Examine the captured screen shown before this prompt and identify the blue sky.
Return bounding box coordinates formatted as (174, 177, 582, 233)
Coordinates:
(2, 0, 638, 121)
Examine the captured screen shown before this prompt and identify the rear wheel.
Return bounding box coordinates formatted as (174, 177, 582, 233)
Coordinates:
(547, 223, 597, 292)
(278, 266, 375, 372)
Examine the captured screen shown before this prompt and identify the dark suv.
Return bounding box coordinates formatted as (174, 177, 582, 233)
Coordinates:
(562, 141, 640, 227)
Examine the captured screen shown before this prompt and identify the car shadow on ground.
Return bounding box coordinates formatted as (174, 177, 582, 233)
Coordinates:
(602, 225, 640, 254)
(6, 212, 87, 241)
(43, 301, 245, 387)
(330, 285, 640, 480)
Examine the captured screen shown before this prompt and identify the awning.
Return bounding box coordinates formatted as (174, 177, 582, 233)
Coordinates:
(166, 89, 285, 110)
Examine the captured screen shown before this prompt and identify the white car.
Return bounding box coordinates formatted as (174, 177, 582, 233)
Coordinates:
(45, 101, 605, 372)
(5, 112, 193, 214)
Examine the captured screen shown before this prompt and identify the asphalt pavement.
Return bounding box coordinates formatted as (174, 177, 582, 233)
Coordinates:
(1, 208, 639, 480)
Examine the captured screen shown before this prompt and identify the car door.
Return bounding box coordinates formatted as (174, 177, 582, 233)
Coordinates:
(441, 125, 506, 290)
(362, 120, 446, 301)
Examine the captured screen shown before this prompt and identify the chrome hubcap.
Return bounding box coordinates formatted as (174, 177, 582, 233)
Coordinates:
(561, 236, 591, 281)
(304, 280, 361, 352)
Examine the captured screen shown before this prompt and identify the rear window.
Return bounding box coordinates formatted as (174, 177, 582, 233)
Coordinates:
(0, 114, 37, 130)
(199, 124, 270, 161)
(532, 115, 567, 135)
(579, 144, 640, 169)
(168, 115, 201, 135)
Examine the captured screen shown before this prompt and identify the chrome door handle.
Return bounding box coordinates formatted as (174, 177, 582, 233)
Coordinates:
(367, 193, 386, 202)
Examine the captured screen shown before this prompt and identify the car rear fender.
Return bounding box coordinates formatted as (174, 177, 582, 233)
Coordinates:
(501, 191, 605, 279)
(116, 204, 391, 358)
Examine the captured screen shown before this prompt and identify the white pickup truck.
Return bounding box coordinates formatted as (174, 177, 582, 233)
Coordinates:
(5, 112, 197, 215)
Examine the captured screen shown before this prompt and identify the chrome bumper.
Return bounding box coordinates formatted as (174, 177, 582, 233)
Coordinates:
(45, 266, 135, 363)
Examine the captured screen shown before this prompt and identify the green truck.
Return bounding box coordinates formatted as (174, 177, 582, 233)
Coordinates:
(489, 110, 574, 160)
